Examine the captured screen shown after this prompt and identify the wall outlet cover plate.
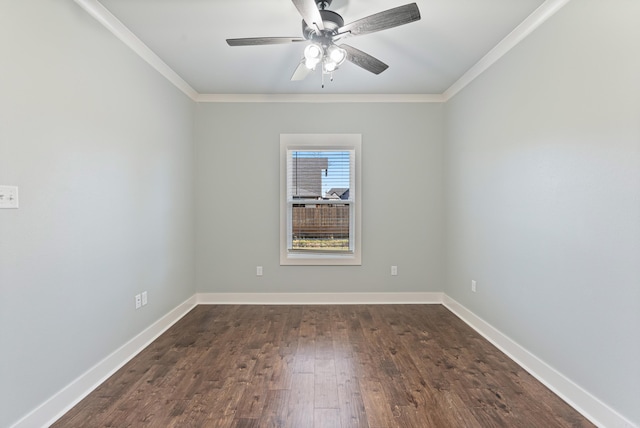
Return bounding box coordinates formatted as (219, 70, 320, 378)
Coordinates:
(0, 185, 19, 209)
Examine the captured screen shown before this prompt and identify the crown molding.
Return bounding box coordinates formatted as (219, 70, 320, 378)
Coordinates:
(442, 0, 571, 101)
(78, 0, 570, 104)
(195, 93, 444, 103)
(73, 0, 199, 101)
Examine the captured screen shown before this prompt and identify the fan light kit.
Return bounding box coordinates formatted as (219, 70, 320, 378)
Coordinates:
(304, 43, 346, 73)
(226, 0, 421, 87)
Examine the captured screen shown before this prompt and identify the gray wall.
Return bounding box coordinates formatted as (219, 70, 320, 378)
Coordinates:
(3, 0, 639, 426)
(195, 102, 444, 293)
(0, 2, 196, 426)
(443, 1, 640, 425)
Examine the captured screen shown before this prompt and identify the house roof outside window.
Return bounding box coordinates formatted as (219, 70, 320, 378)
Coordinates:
(325, 188, 350, 200)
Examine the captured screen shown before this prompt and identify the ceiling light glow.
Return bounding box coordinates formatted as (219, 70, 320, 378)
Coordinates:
(327, 45, 346, 64)
(304, 43, 324, 69)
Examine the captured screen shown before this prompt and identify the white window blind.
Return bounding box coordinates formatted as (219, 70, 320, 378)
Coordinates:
(287, 150, 353, 253)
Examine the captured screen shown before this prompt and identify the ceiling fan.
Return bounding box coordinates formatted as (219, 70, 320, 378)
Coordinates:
(226, 0, 421, 84)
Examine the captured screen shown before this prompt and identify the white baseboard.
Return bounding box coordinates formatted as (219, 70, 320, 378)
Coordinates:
(12, 293, 636, 428)
(442, 295, 637, 428)
(196, 291, 444, 305)
(11, 295, 197, 428)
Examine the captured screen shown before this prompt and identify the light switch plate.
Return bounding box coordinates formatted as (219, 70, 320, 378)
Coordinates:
(0, 186, 19, 209)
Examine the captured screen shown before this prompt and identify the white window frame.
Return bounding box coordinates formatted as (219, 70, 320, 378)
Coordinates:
(280, 134, 361, 266)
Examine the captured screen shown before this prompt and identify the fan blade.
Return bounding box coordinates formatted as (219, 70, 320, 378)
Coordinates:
(291, 0, 324, 33)
(341, 44, 389, 75)
(226, 37, 305, 46)
(338, 3, 420, 38)
(291, 60, 313, 81)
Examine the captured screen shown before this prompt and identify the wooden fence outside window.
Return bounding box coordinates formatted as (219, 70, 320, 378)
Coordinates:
(292, 205, 350, 239)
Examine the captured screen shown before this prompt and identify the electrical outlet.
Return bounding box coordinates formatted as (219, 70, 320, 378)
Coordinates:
(141, 291, 148, 306)
(135, 294, 142, 309)
(471, 280, 477, 292)
(0, 185, 19, 209)
(256, 266, 263, 276)
(391, 265, 398, 276)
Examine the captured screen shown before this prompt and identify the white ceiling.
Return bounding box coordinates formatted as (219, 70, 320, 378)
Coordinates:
(91, 0, 553, 96)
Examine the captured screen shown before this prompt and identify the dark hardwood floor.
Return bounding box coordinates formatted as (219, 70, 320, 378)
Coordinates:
(53, 305, 594, 427)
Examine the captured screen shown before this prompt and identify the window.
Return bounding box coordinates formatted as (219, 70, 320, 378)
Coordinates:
(280, 134, 361, 265)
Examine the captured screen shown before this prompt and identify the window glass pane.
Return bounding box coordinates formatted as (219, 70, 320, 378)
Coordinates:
(289, 151, 351, 200)
(291, 204, 350, 252)
(288, 150, 352, 252)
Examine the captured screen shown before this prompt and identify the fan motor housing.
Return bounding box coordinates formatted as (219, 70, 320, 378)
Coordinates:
(302, 9, 344, 40)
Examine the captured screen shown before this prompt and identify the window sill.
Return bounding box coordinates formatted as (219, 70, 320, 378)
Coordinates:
(280, 251, 361, 266)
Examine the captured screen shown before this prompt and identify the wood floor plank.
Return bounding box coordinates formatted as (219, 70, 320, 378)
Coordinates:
(330, 306, 354, 359)
(266, 352, 294, 391)
(359, 379, 396, 427)
(258, 389, 290, 427)
(292, 307, 316, 374)
(335, 357, 369, 428)
(236, 343, 281, 419)
(286, 372, 315, 428)
(279, 306, 303, 356)
(314, 358, 339, 409)
(165, 388, 230, 428)
(53, 304, 595, 428)
(314, 408, 341, 427)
